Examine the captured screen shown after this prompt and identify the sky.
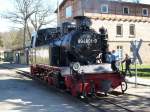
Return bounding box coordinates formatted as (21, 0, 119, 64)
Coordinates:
(0, 0, 150, 32)
(0, 0, 62, 32)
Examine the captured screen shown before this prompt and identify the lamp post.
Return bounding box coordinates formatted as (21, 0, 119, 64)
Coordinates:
(57, 0, 60, 27)
(81, 0, 84, 16)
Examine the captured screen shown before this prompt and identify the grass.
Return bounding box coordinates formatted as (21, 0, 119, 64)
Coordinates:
(121, 64, 150, 77)
(140, 77, 150, 79)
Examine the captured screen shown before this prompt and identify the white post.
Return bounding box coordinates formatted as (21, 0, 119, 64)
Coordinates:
(135, 40, 138, 88)
(135, 59, 137, 87)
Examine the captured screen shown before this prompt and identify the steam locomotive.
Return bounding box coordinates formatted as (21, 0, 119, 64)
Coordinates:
(29, 16, 127, 97)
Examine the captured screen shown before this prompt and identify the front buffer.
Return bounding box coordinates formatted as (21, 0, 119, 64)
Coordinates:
(63, 64, 127, 97)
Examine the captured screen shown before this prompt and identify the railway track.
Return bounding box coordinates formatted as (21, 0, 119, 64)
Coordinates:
(84, 95, 134, 112)
(1, 65, 150, 112)
(84, 91, 150, 112)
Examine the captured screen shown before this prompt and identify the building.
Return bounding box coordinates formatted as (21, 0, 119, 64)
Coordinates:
(56, 0, 150, 64)
(13, 48, 29, 65)
(0, 48, 4, 62)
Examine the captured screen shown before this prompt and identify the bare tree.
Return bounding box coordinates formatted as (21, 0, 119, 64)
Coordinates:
(1, 0, 56, 48)
(0, 32, 13, 49)
(11, 29, 24, 49)
(131, 0, 140, 3)
(29, 0, 56, 31)
(2, 0, 37, 48)
(30, 11, 56, 31)
(0, 29, 26, 49)
(0, 35, 3, 47)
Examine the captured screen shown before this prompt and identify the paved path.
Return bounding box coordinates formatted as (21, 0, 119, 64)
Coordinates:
(0, 64, 100, 112)
(126, 76, 150, 86)
(1, 63, 150, 104)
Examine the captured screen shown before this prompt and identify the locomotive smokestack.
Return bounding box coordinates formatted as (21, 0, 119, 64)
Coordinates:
(74, 16, 92, 29)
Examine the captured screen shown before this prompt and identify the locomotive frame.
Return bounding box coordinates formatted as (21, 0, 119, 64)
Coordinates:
(29, 16, 127, 97)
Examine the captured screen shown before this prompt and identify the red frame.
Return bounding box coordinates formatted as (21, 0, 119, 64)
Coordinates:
(30, 64, 124, 96)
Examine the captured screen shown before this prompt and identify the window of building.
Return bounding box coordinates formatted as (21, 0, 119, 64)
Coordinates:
(117, 46, 123, 60)
(123, 7, 129, 15)
(129, 24, 135, 37)
(66, 6, 72, 18)
(116, 24, 123, 36)
(142, 8, 148, 16)
(101, 4, 108, 13)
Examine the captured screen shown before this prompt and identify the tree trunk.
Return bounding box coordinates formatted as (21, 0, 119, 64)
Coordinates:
(23, 20, 27, 48)
(27, 23, 32, 40)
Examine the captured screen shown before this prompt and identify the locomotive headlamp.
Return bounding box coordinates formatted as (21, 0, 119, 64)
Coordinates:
(72, 62, 81, 72)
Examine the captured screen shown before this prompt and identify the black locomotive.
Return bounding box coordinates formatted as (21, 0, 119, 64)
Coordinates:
(30, 16, 108, 66)
(30, 16, 127, 97)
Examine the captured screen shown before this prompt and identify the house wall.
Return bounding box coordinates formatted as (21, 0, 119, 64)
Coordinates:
(83, 0, 150, 17)
(88, 17, 150, 64)
(57, 0, 150, 64)
(58, 0, 85, 24)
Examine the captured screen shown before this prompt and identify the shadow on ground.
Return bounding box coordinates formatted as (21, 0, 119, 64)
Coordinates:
(0, 72, 99, 112)
(0, 62, 28, 70)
